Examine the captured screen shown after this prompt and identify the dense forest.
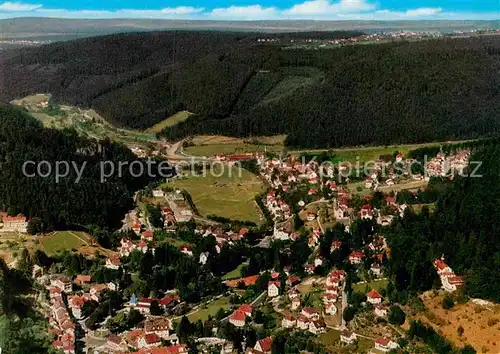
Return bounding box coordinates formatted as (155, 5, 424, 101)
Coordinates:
(0, 105, 166, 230)
(383, 143, 500, 302)
(1, 31, 499, 148)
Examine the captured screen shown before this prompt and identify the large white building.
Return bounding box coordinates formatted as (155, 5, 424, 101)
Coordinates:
(0, 215, 28, 233)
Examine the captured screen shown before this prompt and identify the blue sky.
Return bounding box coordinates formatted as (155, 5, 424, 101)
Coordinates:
(0, 0, 498, 20)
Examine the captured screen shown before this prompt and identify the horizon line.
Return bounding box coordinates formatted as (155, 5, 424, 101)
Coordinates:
(2, 17, 500, 22)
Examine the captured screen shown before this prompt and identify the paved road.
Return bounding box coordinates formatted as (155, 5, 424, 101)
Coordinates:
(341, 282, 348, 329)
(165, 140, 214, 163)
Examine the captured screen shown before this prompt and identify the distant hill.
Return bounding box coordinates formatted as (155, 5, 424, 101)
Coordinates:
(1, 18, 499, 39)
(1, 30, 500, 148)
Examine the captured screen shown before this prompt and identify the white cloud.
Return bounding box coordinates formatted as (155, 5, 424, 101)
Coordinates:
(405, 7, 442, 17)
(285, 0, 375, 16)
(209, 5, 279, 20)
(0, 1, 41, 11)
(370, 7, 447, 20)
(160, 6, 204, 15)
(0, 0, 496, 21)
(31, 6, 204, 19)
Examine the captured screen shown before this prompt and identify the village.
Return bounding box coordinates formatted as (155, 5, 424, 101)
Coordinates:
(0, 146, 475, 354)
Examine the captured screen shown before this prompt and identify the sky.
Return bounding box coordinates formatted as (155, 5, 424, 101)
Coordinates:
(0, 0, 498, 20)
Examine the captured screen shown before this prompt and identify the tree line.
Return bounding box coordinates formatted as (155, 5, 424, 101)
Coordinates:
(383, 143, 500, 302)
(0, 105, 164, 231)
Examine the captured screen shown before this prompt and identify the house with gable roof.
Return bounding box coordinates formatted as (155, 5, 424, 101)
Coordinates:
(254, 337, 273, 354)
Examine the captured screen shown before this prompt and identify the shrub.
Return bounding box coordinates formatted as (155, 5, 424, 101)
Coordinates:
(442, 296, 454, 310)
(487, 318, 498, 327)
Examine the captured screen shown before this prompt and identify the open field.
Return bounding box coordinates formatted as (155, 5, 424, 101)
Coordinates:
(0, 230, 115, 261)
(39, 231, 91, 255)
(318, 329, 340, 348)
(411, 203, 436, 214)
(163, 237, 188, 247)
(164, 167, 264, 223)
(353, 279, 389, 293)
(185, 143, 282, 156)
(348, 179, 429, 197)
(222, 262, 248, 280)
(191, 135, 286, 146)
(184, 135, 286, 156)
(357, 337, 376, 353)
(377, 180, 429, 193)
(187, 296, 231, 322)
(146, 111, 193, 133)
(409, 292, 500, 354)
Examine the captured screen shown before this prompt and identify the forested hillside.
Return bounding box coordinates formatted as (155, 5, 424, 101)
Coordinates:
(384, 141, 500, 302)
(1, 31, 500, 148)
(0, 105, 164, 231)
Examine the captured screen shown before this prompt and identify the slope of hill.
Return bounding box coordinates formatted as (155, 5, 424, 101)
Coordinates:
(0, 104, 162, 231)
(1, 31, 500, 148)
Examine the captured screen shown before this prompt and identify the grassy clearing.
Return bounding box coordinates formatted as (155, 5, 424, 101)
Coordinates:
(185, 135, 285, 156)
(222, 262, 248, 280)
(185, 143, 283, 157)
(187, 297, 231, 322)
(13, 96, 158, 146)
(191, 135, 286, 146)
(357, 337, 375, 353)
(165, 167, 264, 223)
(260, 76, 314, 104)
(163, 237, 188, 247)
(146, 111, 193, 133)
(353, 279, 389, 293)
(411, 203, 436, 214)
(318, 329, 340, 347)
(39, 231, 90, 256)
(376, 180, 428, 193)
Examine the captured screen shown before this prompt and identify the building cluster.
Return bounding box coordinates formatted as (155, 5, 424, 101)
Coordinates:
(164, 191, 194, 224)
(433, 257, 465, 292)
(194, 224, 250, 252)
(229, 303, 254, 327)
(30, 247, 190, 354)
(130, 141, 171, 159)
(47, 275, 76, 354)
(255, 30, 446, 48)
(215, 152, 264, 164)
(425, 150, 471, 178)
(0, 39, 53, 46)
(341, 329, 399, 353)
(0, 212, 28, 233)
(271, 270, 346, 335)
(265, 190, 293, 222)
(281, 307, 327, 335)
(95, 333, 186, 353)
(280, 284, 329, 335)
(260, 157, 326, 193)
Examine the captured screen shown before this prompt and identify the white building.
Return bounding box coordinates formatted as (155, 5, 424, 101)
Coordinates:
(340, 329, 357, 344)
(375, 337, 399, 352)
(0, 215, 28, 233)
(268, 281, 280, 297)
